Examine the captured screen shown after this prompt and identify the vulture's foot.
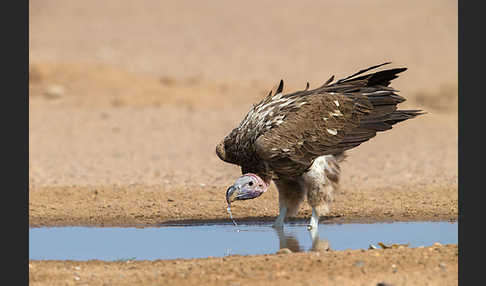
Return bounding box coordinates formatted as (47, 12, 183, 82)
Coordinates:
(307, 207, 319, 231)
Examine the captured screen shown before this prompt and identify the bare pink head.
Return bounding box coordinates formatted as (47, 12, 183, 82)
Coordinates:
(226, 173, 269, 205)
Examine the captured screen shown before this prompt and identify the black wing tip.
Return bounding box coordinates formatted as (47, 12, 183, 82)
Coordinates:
(267, 79, 284, 97)
(378, 61, 392, 67)
(386, 109, 426, 125)
(323, 75, 335, 87)
(398, 109, 427, 118)
(387, 67, 408, 74)
(337, 62, 408, 84)
(276, 79, 284, 94)
(374, 62, 407, 71)
(305, 82, 310, 91)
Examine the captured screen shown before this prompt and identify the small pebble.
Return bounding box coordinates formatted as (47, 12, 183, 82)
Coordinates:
(377, 283, 394, 286)
(160, 76, 176, 86)
(74, 276, 80, 281)
(44, 85, 65, 99)
(354, 260, 365, 267)
(276, 248, 292, 254)
(312, 240, 331, 252)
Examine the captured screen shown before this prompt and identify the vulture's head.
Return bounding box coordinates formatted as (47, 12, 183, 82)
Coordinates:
(226, 173, 268, 205)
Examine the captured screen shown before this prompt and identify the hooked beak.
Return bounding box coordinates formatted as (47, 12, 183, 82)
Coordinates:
(226, 185, 239, 204)
(226, 183, 265, 205)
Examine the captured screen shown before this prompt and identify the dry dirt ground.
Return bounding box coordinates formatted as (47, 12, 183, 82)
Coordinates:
(29, 0, 458, 285)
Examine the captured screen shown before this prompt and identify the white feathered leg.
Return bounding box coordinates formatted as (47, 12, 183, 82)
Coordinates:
(308, 222, 319, 243)
(308, 224, 331, 252)
(273, 179, 306, 229)
(307, 207, 319, 230)
(301, 155, 341, 231)
(273, 204, 287, 228)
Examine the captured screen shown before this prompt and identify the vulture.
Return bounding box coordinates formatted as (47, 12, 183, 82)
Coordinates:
(216, 63, 424, 230)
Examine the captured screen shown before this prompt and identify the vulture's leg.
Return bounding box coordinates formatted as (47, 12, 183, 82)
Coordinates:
(308, 207, 320, 230)
(273, 226, 302, 252)
(308, 224, 319, 245)
(301, 155, 341, 230)
(273, 203, 287, 228)
(308, 226, 331, 252)
(306, 184, 334, 230)
(273, 179, 306, 228)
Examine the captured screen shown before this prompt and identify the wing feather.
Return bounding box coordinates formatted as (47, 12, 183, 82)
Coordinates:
(253, 64, 422, 179)
(255, 93, 370, 178)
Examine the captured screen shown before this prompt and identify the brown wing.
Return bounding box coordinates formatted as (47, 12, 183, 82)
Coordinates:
(255, 64, 423, 179)
(255, 92, 372, 178)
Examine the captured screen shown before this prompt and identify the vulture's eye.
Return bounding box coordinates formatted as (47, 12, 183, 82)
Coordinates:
(248, 181, 254, 186)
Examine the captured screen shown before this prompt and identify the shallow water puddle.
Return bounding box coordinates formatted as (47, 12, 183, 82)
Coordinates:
(29, 221, 457, 261)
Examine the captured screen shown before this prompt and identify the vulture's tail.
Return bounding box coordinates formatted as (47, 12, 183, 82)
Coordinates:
(325, 63, 425, 151)
(328, 62, 425, 131)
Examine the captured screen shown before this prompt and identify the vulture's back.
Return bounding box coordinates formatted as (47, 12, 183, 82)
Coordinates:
(216, 63, 424, 180)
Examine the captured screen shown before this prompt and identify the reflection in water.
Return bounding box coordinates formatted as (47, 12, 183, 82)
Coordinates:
(273, 226, 330, 253)
(30, 222, 457, 261)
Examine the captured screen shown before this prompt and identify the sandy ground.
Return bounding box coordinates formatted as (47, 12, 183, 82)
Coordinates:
(30, 245, 458, 286)
(29, 0, 458, 285)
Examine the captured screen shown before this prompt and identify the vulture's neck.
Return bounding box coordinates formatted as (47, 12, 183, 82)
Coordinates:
(241, 162, 273, 185)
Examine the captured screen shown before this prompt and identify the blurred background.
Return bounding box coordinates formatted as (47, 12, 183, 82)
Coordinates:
(29, 0, 457, 191)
